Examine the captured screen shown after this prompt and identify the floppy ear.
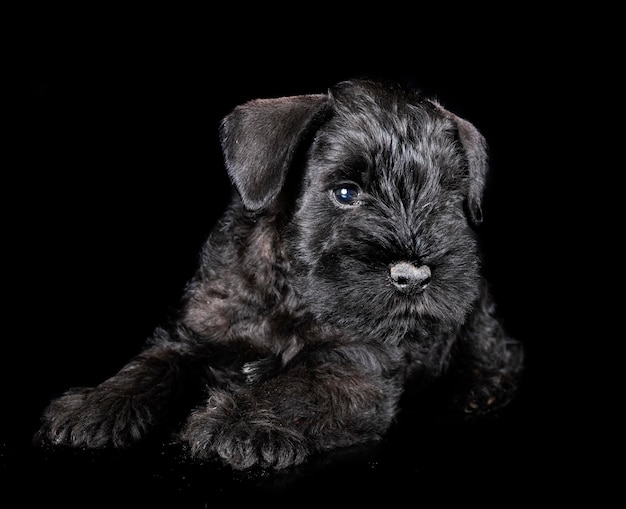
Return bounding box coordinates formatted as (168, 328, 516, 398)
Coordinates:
(453, 115, 488, 225)
(432, 103, 489, 225)
(219, 94, 328, 211)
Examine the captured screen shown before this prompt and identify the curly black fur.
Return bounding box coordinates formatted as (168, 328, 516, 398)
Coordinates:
(35, 79, 524, 471)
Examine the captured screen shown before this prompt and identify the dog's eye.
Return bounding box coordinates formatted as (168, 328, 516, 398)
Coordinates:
(332, 184, 361, 207)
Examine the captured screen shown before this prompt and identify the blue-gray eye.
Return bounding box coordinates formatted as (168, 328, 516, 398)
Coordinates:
(332, 185, 361, 206)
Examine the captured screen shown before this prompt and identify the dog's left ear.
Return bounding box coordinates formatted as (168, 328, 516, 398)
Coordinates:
(434, 104, 488, 225)
(455, 115, 488, 225)
(219, 94, 329, 211)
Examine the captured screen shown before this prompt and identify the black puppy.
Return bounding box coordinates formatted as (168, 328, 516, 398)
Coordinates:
(36, 79, 524, 470)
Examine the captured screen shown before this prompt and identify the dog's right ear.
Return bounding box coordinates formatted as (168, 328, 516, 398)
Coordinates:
(219, 94, 329, 211)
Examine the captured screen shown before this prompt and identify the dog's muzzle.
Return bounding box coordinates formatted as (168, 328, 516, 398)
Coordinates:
(389, 262, 431, 293)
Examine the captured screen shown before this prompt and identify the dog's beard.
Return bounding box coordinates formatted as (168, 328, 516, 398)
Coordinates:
(296, 251, 481, 347)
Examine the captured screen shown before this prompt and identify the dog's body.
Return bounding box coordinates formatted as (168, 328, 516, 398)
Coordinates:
(36, 79, 524, 470)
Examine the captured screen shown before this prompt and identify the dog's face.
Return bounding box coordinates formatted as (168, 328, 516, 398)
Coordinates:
(220, 80, 488, 344)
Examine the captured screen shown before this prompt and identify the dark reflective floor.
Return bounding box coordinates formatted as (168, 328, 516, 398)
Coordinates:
(1, 393, 570, 506)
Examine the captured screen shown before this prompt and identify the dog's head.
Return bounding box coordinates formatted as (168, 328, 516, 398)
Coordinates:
(220, 79, 489, 343)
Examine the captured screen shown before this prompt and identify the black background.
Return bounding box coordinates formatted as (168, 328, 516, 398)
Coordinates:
(5, 11, 615, 507)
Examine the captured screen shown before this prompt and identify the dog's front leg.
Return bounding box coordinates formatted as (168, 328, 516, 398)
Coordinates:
(35, 329, 241, 450)
(451, 286, 525, 417)
(180, 342, 402, 470)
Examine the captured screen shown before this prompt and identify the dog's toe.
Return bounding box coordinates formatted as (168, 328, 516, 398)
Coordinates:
(211, 427, 308, 470)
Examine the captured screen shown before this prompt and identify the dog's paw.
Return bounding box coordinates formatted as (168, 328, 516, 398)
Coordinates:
(456, 370, 520, 418)
(180, 390, 308, 470)
(35, 387, 153, 449)
(241, 356, 282, 385)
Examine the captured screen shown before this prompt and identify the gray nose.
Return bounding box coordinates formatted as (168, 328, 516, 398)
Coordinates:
(389, 262, 431, 292)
